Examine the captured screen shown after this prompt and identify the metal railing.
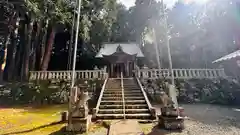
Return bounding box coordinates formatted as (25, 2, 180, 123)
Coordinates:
(120, 72, 126, 119)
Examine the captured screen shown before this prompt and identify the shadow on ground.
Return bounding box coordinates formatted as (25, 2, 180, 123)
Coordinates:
(49, 127, 79, 135)
(147, 125, 183, 135)
(49, 120, 109, 135)
(182, 104, 240, 128)
(2, 121, 65, 135)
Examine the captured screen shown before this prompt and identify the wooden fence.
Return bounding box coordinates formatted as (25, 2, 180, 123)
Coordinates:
(29, 70, 108, 80)
(135, 68, 226, 79)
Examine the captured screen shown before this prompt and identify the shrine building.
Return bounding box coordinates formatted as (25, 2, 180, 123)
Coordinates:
(96, 43, 144, 78)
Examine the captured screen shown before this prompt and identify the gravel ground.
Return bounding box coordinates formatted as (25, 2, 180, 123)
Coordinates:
(149, 104, 240, 135)
(77, 104, 240, 135)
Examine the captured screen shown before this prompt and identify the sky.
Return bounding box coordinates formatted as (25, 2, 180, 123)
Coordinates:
(118, 0, 178, 8)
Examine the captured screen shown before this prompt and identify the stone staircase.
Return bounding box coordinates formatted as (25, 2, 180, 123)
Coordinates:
(96, 78, 152, 120)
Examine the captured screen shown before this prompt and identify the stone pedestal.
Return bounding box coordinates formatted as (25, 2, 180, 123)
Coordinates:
(150, 107, 157, 119)
(72, 107, 88, 118)
(161, 107, 184, 117)
(158, 116, 184, 130)
(66, 115, 91, 133)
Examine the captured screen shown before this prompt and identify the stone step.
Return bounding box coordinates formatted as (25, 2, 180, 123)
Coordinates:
(124, 91, 142, 93)
(105, 90, 141, 93)
(124, 93, 143, 97)
(96, 113, 151, 119)
(98, 109, 123, 114)
(102, 94, 123, 97)
(124, 88, 140, 90)
(102, 97, 123, 100)
(125, 96, 145, 99)
(104, 91, 141, 94)
(100, 102, 123, 105)
(125, 100, 146, 104)
(105, 88, 122, 91)
(105, 90, 141, 92)
(105, 87, 121, 89)
(102, 96, 145, 100)
(103, 93, 143, 97)
(98, 109, 149, 114)
(100, 100, 146, 105)
(101, 100, 145, 103)
(102, 96, 144, 100)
(99, 104, 148, 109)
(124, 85, 138, 87)
(124, 86, 139, 88)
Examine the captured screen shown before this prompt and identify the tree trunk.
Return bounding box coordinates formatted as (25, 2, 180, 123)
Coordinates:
(41, 25, 56, 71)
(14, 21, 26, 80)
(0, 11, 16, 82)
(40, 20, 49, 67)
(35, 21, 44, 71)
(20, 22, 29, 81)
(22, 20, 34, 81)
(29, 21, 38, 71)
(3, 17, 20, 81)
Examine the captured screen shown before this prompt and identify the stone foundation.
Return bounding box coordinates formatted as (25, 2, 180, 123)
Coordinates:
(158, 116, 184, 130)
(66, 115, 91, 133)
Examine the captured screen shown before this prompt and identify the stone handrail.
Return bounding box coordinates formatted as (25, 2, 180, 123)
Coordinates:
(121, 72, 126, 119)
(135, 68, 226, 79)
(29, 70, 107, 80)
(135, 77, 155, 118)
(94, 76, 108, 115)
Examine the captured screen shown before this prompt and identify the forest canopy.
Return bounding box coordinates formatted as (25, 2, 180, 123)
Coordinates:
(0, 0, 239, 81)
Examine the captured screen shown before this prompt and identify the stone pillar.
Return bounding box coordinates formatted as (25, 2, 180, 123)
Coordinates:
(126, 62, 129, 77)
(111, 64, 114, 78)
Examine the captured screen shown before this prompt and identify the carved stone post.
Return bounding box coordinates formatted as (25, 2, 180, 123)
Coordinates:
(143, 65, 148, 78)
(93, 66, 98, 79)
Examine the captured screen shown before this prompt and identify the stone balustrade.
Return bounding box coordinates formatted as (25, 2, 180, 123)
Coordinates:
(135, 68, 226, 79)
(29, 70, 107, 80)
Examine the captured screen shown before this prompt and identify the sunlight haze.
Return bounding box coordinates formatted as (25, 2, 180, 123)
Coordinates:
(118, 0, 178, 8)
(118, 0, 209, 8)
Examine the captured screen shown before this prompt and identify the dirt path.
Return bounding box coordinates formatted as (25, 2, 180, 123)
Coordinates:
(148, 104, 240, 135)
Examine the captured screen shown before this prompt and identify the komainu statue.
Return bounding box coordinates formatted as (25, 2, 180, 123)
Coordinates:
(158, 84, 185, 130)
(67, 87, 91, 132)
(72, 90, 90, 118)
(159, 91, 175, 108)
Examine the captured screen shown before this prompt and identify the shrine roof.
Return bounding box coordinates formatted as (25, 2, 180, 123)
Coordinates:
(213, 50, 240, 63)
(96, 43, 144, 58)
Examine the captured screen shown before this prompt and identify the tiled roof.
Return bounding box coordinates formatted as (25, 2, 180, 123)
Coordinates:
(213, 50, 240, 63)
(96, 43, 144, 58)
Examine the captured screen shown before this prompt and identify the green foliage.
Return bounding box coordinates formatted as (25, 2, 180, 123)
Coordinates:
(25, 0, 72, 24)
(0, 79, 103, 105)
(144, 78, 240, 106)
(179, 79, 239, 105)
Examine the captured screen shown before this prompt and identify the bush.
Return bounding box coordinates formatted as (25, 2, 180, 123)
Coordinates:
(145, 78, 240, 106)
(0, 79, 104, 106)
